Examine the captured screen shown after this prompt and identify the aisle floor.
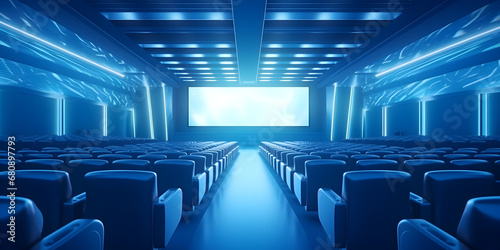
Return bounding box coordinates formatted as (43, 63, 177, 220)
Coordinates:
(166, 147, 331, 250)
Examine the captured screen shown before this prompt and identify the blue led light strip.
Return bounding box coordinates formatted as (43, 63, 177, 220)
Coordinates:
(162, 84, 169, 141)
(0, 20, 125, 78)
(376, 26, 500, 77)
(346, 87, 355, 139)
(56, 98, 65, 136)
(131, 108, 136, 138)
(145, 84, 155, 139)
(330, 85, 337, 141)
(103, 105, 108, 136)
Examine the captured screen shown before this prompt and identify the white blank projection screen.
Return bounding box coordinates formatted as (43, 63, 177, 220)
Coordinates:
(189, 87, 309, 126)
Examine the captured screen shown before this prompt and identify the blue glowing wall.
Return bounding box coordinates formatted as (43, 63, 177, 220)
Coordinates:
(0, 89, 57, 136)
(386, 102, 419, 136)
(64, 99, 104, 136)
(364, 107, 382, 138)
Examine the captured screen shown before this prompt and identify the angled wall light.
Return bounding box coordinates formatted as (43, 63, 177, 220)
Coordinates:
(0, 20, 125, 78)
(376, 25, 500, 77)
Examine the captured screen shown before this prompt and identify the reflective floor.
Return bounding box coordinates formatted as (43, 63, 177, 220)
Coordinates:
(166, 147, 328, 250)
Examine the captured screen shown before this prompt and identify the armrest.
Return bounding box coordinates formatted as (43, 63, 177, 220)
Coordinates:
(397, 219, 470, 250)
(212, 163, 220, 180)
(409, 192, 432, 220)
(294, 173, 307, 205)
(193, 172, 207, 206)
(206, 166, 214, 190)
(31, 219, 104, 250)
(153, 188, 183, 248)
(285, 166, 293, 187)
(279, 162, 287, 178)
(318, 188, 347, 248)
(62, 192, 86, 224)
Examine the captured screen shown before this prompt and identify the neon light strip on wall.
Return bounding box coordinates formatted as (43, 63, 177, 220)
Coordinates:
(56, 98, 65, 136)
(330, 85, 337, 141)
(103, 105, 108, 136)
(0, 20, 125, 78)
(145, 85, 155, 139)
(346, 87, 355, 139)
(131, 108, 136, 138)
(382, 106, 387, 136)
(162, 84, 169, 141)
(376, 25, 500, 77)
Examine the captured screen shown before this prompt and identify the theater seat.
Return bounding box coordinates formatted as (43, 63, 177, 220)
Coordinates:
(83, 170, 182, 249)
(356, 159, 399, 170)
(318, 171, 411, 250)
(0, 170, 73, 236)
(137, 154, 168, 163)
(57, 154, 93, 163)
(180, 155, 214, 191)
(0, 196, 43, 249)
(154, 159, 206, 210)
(291, 155, 321, 203)
(23, 159, 67, 171)
(97, 154, 132, 162)
(192, 152, 218, 182)
(31, 219, 104, 250)
(112, 159, 151, 171)
(398, 196, 500, 250)
(298, 159, 348, 211)
(67, 159, 108, 196)
(410, 170, 495, 236)
(449, 159, 490, 174)
(403, 159, 446, 196)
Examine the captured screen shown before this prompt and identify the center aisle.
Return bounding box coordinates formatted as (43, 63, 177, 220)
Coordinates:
(187, 147, 311, 250)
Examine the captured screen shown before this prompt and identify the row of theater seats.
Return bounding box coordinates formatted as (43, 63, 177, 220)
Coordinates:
(346, 135, 500, 150)
(0, 135, 157, 149)
(0, 141, 239, 250)
(260, 141, 500, 250)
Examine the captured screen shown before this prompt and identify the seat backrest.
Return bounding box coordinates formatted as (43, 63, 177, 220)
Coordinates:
(0, 196, 43, 249)
(192, 152, 214, 166)
(67, 159, 108, 196)
(311, 151, 336, 159)
(351, 154, 380, 161)
(0, 170, 72, 236)
(180, 155, 207, 174)
(403, 159, 446, 196)
(286, 153, 307, 168)
(96, 154, 132, 162)
(423, 170, 495, 236)
(31, 219, 105, 250)
(449, 159, 489, 172)
(305, 159, 348, 210)
(84, 170, 158, 250)
(442, 154, 470, 163)
(163, 151, 187, 159)
(413, 154, 440, 160)
(138, 154, 167, 163)
(457, 197, 500, 249)
(342, 170, 411, 250)
(57, 154, 93, 163)
(293, 155, 321, 174)
(112, 159, 151, 171)
(23, 159, 67, 171)
(473, 154, 500, 164)
(383, 154, 412, 164)
(356, 159, 399, 171)
(153, 159, 195, 210)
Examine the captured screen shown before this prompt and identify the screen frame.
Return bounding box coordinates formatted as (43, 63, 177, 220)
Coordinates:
(187, 86, 311, 127)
